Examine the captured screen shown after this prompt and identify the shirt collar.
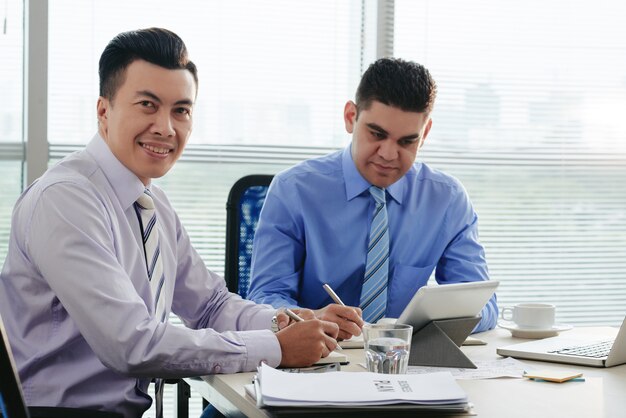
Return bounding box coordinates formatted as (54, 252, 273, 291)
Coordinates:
(85, 133, 148, 210)
(341, 143, 405, 204)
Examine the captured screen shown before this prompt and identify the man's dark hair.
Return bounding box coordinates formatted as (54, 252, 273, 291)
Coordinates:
(355, 58, 437, 116)
(99, 27, 198, 100)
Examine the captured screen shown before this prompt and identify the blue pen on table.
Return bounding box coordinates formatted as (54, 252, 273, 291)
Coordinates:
(284, 308, 343, 351)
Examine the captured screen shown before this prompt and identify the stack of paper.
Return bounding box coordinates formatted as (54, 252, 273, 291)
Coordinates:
(254, 364, 470, 412)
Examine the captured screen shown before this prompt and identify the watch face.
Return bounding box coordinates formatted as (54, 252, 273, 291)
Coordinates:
(271, 315, 280, 333)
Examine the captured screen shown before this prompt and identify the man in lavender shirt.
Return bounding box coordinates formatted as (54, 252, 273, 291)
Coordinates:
(0, 28, 350, 417)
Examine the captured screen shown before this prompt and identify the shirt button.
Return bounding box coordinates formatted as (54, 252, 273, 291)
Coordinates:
(258, 359, 268, 367)
(213, 365, 221, 373)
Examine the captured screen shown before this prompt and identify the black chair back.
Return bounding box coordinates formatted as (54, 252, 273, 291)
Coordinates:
(0, 313, 30, 418)
(225, 174, 274, 297)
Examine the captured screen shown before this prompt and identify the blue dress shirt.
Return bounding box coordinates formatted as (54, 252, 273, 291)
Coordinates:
(248, 145, 497, 332)
(0, 134, 280, 417)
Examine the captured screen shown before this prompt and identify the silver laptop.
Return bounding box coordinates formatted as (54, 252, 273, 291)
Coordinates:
(497, 315, 626, 367)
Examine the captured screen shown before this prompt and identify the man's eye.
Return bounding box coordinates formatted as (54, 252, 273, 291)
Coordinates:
(175, 107, 191, 115)
(140, 101, 154, 108)
(371, 131, 386, 139)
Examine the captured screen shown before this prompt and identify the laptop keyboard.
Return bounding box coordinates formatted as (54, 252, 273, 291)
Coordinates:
(550, 340, 613, 358)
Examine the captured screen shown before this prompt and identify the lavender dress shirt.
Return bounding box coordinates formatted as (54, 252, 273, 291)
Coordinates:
(0, 134, 280, 417)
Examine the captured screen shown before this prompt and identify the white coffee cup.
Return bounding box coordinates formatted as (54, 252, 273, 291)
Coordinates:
(500, 303, 555, 329)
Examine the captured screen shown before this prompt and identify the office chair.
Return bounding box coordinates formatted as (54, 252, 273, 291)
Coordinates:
(0, 313, 29, 418)
(225, 174, 274, 298)
(191, 175, 273, 417)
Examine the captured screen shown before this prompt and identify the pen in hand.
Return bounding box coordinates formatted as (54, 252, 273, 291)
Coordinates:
(323, 283, 367, 325)
(322, 283, 345, 306)
(284, 308, 305, 323)
(284, 308, 343, 351)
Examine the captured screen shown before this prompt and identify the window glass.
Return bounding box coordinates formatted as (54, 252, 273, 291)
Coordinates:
(49, 0, 362, 147)
(395, 0, 626, 325)
(0, 0, 24, 261)
(0, 0, 23, 144)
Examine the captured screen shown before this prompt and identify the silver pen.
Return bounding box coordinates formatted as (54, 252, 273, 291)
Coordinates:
(284, 308, 304, 322)
(323, 283, 368, 326)
(323, 283, 346, 306)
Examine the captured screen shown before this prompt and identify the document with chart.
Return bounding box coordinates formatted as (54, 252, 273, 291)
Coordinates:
(254, 363, 470, 410)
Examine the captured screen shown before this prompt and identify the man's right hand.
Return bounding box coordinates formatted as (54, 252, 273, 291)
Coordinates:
(275, 319, 340, 367)
(313, 304, 364, 341)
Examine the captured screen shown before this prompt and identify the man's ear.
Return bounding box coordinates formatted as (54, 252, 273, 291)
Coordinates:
(419, 118, 433, 149)
(343, 101, 357, 134)
(96, 97, 109, 136)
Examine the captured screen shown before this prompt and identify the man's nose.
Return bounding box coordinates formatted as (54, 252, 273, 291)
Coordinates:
(151, 110, 175, 137)
(377, 140, 398, 161)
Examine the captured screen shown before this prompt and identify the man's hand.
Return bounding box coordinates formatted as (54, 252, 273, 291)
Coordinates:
(275, 319, 340, 367)
(313, 304, 364, 341)
(275, 308, 316, 330)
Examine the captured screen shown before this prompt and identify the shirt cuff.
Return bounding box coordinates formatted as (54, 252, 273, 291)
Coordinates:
(240, 329, 282, 370)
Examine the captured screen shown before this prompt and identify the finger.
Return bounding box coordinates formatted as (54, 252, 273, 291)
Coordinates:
(275, 311, 290, 329)
(337, 329, 353, 341)
(320, 320, 340, 339)
(294, 308, 315, 320)
(337, 306, 365, 327)
(323, 333, 339, 353)
(335, 316, 362, 337)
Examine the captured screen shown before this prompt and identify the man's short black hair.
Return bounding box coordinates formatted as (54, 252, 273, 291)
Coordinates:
(355, 58, 437, 116)
(99, 27, 198, 100)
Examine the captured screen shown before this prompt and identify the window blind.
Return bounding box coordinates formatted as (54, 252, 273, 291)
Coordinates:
(0, 0, 24, 262)
(48, 0, 363, 148)
(395, 0, 626, 326)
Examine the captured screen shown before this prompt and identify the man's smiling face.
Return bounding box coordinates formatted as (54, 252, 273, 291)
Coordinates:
(97, 59, 196, 185)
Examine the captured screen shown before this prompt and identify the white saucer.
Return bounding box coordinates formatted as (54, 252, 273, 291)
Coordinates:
(498, 320, 573, 339)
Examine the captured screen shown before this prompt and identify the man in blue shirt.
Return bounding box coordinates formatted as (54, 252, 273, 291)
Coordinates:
(248, 58, 498, 334)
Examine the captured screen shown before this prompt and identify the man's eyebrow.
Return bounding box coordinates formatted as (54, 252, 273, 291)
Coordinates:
(366, 123, 389, 136)
(366, 123, 421, 142)
(174, 98, 194, 106)
(399, 133, 421, 142)
(135, 90, 194, 106)
(135, 90, 162, 103)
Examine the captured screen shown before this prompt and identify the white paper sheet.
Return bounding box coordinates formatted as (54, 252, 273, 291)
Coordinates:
(406, 357, 527, 379)
(257, 363, 468, 407)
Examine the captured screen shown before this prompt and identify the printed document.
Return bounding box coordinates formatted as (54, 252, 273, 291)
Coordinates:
(256, 363, 468, 407)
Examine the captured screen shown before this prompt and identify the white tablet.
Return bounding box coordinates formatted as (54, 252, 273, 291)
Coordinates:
(396, 280, 499, 331)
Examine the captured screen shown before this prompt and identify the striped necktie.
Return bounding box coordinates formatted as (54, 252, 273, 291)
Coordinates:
(134, 189, 166, 418)
(134, 189, 166, 321)
(359, 186, 390, 323)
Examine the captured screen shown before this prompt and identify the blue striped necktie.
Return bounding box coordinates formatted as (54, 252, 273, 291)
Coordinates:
(134, 189, 166, 418)
(360, 186, 389, 323)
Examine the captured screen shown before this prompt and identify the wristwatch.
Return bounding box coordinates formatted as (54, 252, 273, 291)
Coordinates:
(271, 315, 280, 333)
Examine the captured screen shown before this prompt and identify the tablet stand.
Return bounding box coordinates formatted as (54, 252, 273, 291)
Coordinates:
(408, 316, 480, 369)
